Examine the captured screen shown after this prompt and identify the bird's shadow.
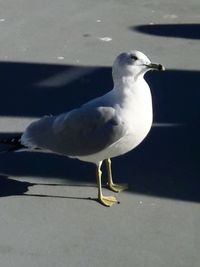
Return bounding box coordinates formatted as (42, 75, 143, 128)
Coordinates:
(0, 61, 199, 203)
(0, 175, 33, 197)
(0, 175, 97, 203)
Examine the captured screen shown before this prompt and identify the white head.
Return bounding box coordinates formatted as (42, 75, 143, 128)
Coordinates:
(112, 50, 164, 82)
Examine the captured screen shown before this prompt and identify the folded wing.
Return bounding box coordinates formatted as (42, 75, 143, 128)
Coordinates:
(21, 105, 126, 156)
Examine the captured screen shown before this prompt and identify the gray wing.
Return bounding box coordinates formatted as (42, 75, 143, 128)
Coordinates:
(21, 106, 126, 156)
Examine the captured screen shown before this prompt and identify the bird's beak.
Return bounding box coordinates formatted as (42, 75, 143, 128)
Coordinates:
(146, 63, 165, 71)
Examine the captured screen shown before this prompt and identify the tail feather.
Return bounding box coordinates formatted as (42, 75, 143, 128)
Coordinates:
(0, 134, 26, 152)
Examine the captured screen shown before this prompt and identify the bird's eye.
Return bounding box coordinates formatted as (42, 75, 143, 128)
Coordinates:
(130, 54, 138, 60)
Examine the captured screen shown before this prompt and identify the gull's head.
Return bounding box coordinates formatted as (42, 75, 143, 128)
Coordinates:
(112, 50, 165, 81)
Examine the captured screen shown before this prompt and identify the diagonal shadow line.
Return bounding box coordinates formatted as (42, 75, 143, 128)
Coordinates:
(23, 193, 97, 202)
(23, 194, 121, 206)
(31, 183, 97, 188)
(0, 175, 97, 197)
(0, 175, 102, 204)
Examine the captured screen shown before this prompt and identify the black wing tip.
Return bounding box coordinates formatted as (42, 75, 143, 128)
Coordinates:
(0, 134, 26, 151)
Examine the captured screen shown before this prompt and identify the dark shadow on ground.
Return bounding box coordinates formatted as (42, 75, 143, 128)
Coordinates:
(132, 24, 200, 39)
(0, 62, 112, 117)
(0, 175, 34, 197)
(0, 61, 199, 202)
(0, 149, 95, 182)
(0, 62, 199, 123)
(0, 175, 97, 202)
(113, 124, 200, 202)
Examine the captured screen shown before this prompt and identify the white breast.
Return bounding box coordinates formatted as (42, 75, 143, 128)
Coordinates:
(77, 79, 153, 164)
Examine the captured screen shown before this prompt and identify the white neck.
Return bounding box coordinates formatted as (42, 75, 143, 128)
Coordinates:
(113, 74, 145, 94)
(112, 74, 152, 114)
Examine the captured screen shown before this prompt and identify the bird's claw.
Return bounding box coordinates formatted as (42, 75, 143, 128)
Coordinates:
(107, 182, 128, 193)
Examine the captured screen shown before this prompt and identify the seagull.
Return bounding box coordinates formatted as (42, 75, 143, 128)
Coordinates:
(0, 50, 164, 206)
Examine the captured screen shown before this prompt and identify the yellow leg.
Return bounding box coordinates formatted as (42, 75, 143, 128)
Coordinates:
(105, 158, 128, 193)
(96, 161, 117, 207)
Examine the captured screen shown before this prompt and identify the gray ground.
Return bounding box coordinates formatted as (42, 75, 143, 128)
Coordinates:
(0, 0, 199, 266)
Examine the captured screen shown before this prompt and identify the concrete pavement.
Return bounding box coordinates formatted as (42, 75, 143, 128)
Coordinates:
(0, 0, 199, 266)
